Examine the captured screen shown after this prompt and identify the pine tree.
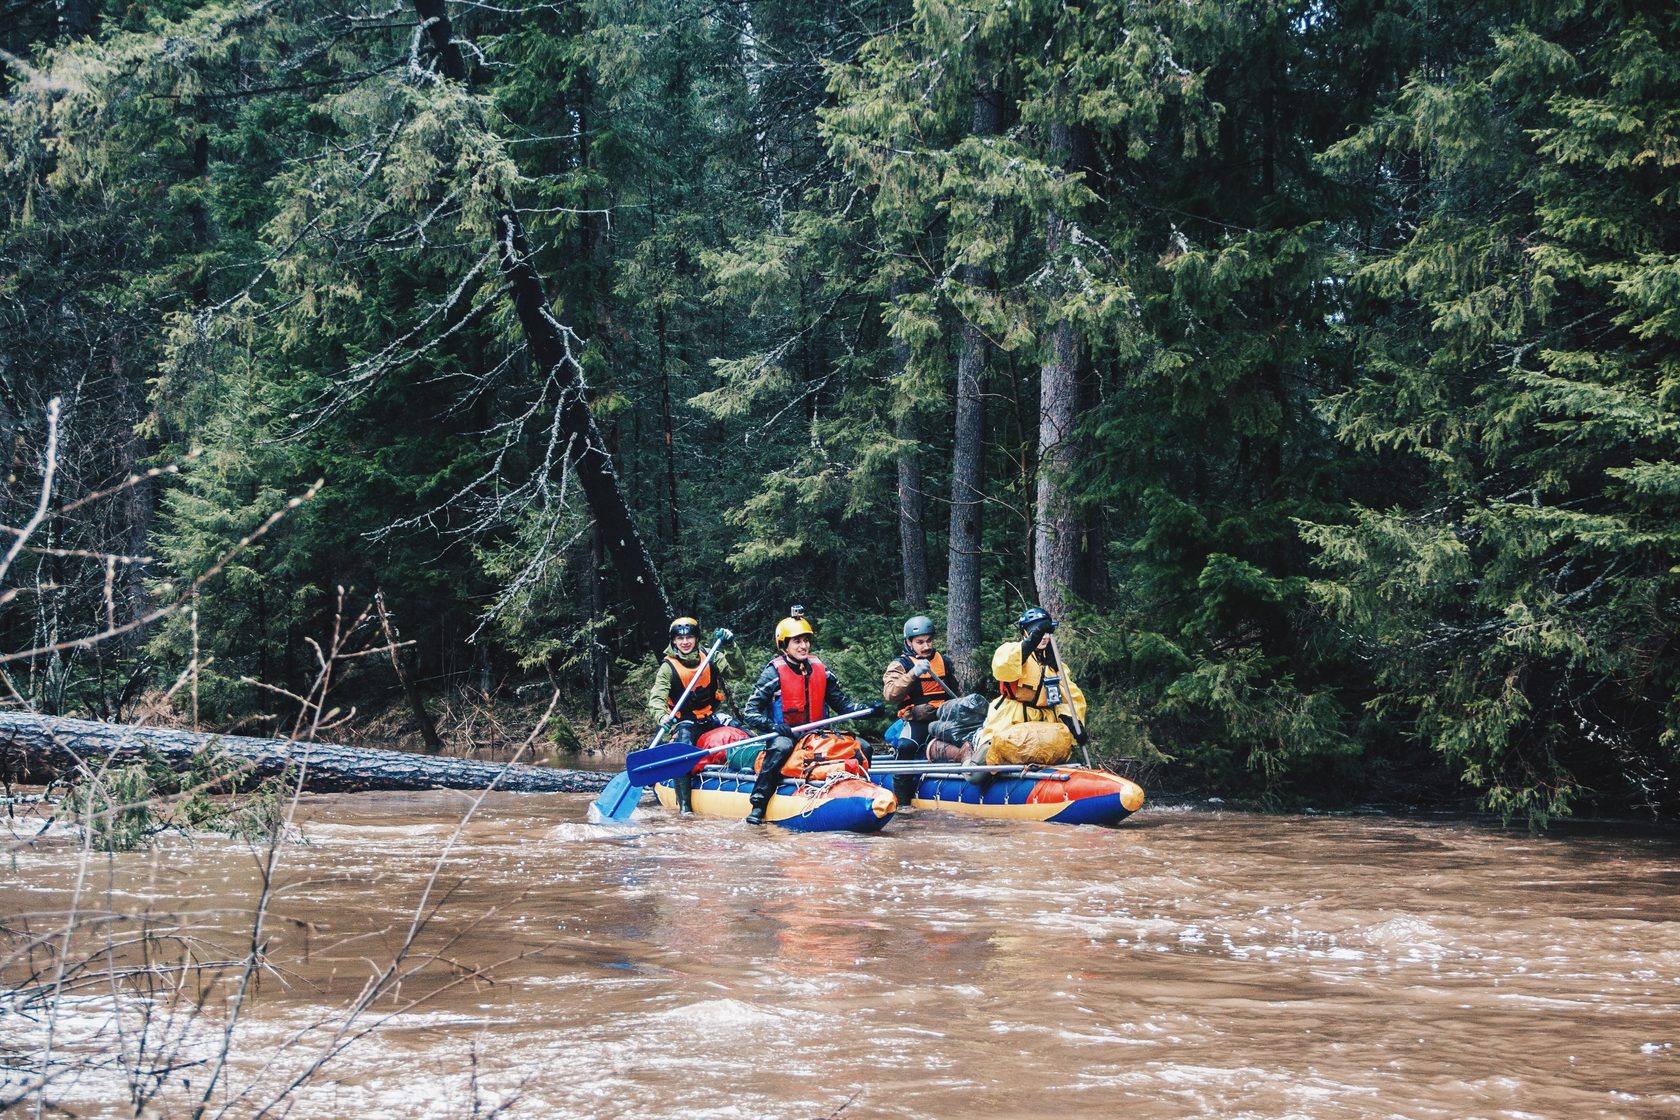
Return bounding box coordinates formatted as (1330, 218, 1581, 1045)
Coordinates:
(1308, 1, 1680, 821)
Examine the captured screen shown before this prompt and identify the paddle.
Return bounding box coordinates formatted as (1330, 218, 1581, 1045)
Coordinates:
(590, 632, 728, 823)
(624, 708, 874, 786)
(899, 652, 960, 706)
(886, 658, 961, 760)
(1046, 632, 1093, 768)
(866, 763, 1075, 782)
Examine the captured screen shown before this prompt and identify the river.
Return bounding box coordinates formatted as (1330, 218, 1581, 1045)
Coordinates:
(4, 788, 1677, 1118)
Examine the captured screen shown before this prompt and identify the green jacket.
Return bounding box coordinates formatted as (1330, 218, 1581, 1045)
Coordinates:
(645, 642, 742, 726)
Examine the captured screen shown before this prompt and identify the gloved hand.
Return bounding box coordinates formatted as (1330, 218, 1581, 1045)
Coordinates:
(1074, 724, 1090, 746)
(1022, 615, 1055, 658)
(910, 658, 931, 678)
(772, 723, 796, 741)
(714, 627, 734, 645)
(864, 704, 885, 719)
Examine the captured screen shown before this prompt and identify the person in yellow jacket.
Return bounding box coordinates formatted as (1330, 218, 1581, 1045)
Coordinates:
(975, 606, 1088, 767)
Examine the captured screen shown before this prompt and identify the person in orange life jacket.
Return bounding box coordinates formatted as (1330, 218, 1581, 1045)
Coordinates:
(645, 617, 741, 814)
(880, 614, 960, 760)
(975, 606, 1088, 767)
(739, 611, 881, 825)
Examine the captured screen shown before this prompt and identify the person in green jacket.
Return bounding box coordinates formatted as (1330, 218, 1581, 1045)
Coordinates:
(645, 616, 741, 814)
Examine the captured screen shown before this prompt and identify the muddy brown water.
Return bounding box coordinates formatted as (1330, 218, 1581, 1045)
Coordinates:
(4, 787, 1678, 1119)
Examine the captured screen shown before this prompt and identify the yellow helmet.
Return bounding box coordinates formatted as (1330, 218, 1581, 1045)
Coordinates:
(774, 615, 814, 648)
(669, 617, 699, 639)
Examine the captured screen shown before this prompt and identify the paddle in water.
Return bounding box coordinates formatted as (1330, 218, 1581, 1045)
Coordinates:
(589, 631, 728, 823)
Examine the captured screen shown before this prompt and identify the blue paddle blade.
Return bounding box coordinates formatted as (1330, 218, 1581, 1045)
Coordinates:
(624, 740, 710, 785)
(588, 770, 644, 823)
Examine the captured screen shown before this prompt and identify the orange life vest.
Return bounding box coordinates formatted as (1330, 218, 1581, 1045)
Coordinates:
(665, 655, 719, 719)
(894, 651, 952, 719)
(774, 655, 828, 729)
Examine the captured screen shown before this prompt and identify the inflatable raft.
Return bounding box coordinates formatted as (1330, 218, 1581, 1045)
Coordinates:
(651, 769, 898, 832)
(879, 720, 1144, 825)
(885, 765, 1144, 826)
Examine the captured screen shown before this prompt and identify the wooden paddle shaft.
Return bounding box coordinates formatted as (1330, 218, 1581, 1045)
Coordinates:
(1045, 632, 1093, 767)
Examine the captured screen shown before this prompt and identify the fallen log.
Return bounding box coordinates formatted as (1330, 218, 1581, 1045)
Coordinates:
(0, 711, 611, 794)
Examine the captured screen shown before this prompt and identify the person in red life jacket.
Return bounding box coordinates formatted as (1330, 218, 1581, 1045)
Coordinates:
(645, 616, 741, 814)
(880, 614, 961, 760)
(739, 608, 880, 825)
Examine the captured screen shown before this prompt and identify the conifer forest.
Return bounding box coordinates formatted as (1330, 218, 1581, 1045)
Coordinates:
(3, 0, 1677, 825)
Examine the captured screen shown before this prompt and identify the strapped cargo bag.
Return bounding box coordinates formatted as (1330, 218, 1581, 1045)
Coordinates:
(927, 693, 989, 747)
(693, 724, 749, 773)
(986, 720, 1075, 766)
(754, 732, 869, 781)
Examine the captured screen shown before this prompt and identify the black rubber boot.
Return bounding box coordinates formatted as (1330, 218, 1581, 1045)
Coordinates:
(745, 739, 795, 825)
(674, 773, 694, 815)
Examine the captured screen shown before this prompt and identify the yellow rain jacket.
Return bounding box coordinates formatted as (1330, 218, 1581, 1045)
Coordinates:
(976, 641, 1087, 766)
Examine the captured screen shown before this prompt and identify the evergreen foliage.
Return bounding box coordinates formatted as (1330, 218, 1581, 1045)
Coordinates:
(1307, 0, 1680, 821)
(4, 0, 1676, 822)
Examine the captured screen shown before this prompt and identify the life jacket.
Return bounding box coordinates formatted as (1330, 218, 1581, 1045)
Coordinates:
(773, 655, 828, 729)
(894, 650, 952, 719)
(664, 654, 719, 719)
(999, 652, 1066, 710)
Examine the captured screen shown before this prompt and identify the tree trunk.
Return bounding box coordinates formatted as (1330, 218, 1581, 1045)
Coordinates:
(0, 712, 609, 794)
(60, 0, 98, 39)
(1033, 119, 1083, 621)
(413, 0, 671, 648)
(396, 654, 446, 754)
(897, 410, 928, 610)
(946, 80, 1001, 685)
(658, 302, 680, 545)
(891, 283, 928, 609)
(376, 590, 446, 754)
(589, 522, 620, 726)
(1034, 316, 1080, 619)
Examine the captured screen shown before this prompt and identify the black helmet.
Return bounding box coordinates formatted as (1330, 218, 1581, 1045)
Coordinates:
(902, 615, 935, 641)
(669, 616, 699, 639)
(1016, 606, 1055, 633)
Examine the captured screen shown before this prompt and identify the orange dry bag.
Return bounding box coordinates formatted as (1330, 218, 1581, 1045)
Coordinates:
(754, 732, 869, 780)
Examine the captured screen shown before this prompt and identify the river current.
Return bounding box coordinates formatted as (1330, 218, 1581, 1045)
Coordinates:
(4, 787, 1677, 1118)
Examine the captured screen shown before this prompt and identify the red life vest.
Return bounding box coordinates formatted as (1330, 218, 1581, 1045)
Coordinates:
(895, 651, 952, 718)
(775, 655, 828, 729)
(665, 655, 719, 719)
